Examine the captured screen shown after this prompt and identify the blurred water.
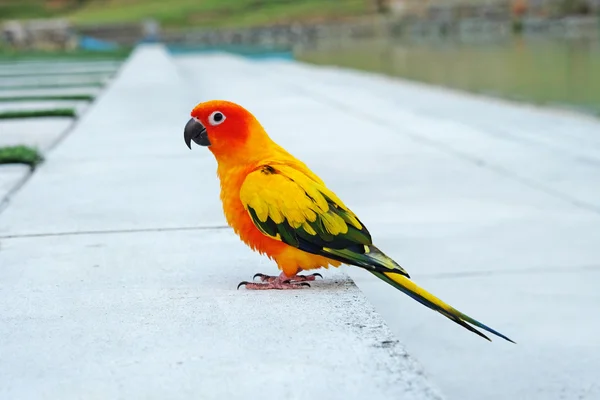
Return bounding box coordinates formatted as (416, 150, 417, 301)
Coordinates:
(296, 35, 600, 116)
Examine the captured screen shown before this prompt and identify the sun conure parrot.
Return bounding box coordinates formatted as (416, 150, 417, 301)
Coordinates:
(184, 100, 514, 343)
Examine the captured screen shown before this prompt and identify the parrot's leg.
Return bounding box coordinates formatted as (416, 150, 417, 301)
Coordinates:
(252, 272, 323, 283)
(237, 272, 320, 290)
(237, 280, 309, 290)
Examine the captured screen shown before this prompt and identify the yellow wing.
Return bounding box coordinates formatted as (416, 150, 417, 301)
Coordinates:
(239, 164, 409, 277)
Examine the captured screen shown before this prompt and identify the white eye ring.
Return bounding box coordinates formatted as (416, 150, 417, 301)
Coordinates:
(208, 111, 226, 126)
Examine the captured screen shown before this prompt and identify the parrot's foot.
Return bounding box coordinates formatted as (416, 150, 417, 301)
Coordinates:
(237, 271, 322, 290)
(237, 280, 310, 290)
(252, 272, 323, 283)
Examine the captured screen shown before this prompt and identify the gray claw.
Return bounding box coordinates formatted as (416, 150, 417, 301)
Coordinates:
(253, 273, 267, 281)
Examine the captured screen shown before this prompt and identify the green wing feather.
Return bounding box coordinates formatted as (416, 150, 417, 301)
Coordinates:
(240, 164, 409, 277)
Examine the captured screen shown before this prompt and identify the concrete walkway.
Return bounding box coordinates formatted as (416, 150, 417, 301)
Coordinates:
(0, 118, 74, 151)
(0, 101, 89, 114)
(0, 60, 120, 76)
(3, 42, 599, 399)
(0, 56, 118, 217)
(0, 46, 442, 400)
(0, 165, 30, 211)
(175, 53, 600, 400)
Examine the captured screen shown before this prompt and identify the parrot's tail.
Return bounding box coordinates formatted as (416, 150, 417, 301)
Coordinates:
(371, 270, 515, 343)
(323, 245, 411, 278)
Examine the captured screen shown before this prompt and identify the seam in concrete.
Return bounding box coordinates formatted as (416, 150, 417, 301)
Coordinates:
(416, 264, 600, 280)
(0, 168, 33, 214)
(0, 225, 231, 240)
(416, 109, 600, 163)
(279, 79, 600, 217)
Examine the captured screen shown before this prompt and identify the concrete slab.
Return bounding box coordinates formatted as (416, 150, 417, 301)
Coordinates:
(0, 100, 89, 115)
(0, 164, 29, 205)
(0, 227, 442, 400)
(349, 267, 600, 400)
(174, 53, 600, 400)
(272, 63, 600, 151)
(48, 46, 191, 161)
(0, 66, 116, 74)
(0, 87, 102, 98)
(0, 156, 225, 236)
(0, 118, 73, 151)
(0, 46, 212, 236)
(0, 75, 111, 88)
(0, 46, 443, 399)
(0, 61, 120, 76)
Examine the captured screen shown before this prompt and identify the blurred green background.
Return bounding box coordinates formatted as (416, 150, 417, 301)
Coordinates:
(0, 0, 369, 28)
(298, 35, 600, 115)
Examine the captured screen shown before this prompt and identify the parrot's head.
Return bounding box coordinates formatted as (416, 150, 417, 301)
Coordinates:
(184, 100, 269, 163)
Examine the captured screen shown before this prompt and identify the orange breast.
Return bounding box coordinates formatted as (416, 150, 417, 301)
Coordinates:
(218, 165, 287, 257)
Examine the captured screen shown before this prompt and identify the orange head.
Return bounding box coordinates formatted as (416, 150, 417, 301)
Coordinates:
(184, 100, 272, 164)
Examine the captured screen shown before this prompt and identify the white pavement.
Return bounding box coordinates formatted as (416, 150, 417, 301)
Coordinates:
(0, 118, 74, 151)
(0, 87, 102, 98)
(0, 61, 120, 76)
(0, 57, 119, 237)
(175, 53, 600, 400)
(0, 45, 442, 400)
(0, 165, 29, 209)
(0, 75, 110, 88)
(0, 100, 89, 114)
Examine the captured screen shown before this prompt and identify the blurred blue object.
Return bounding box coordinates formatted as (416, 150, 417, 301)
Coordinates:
(141, 19, 160, 43)
(79, 36, 120, 51)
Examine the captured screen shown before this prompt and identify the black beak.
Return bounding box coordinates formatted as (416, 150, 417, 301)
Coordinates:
(184, 118, 210, 149)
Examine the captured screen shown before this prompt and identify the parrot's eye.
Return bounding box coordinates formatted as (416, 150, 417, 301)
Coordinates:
(208, 111, 226, 126)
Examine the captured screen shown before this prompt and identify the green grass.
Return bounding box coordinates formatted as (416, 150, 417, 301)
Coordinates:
(1, 0, 370, 29)
(0, 94, 95, 102)
(0, 108, 77, 119)
(0, 47, 132, 62)
(0, 0, 70, 20)
(69, 0, 369, 28)
(0, 82, 104, 90)
(0, 145, 44, 167)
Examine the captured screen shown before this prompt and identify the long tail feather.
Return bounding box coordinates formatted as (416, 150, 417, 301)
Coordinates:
(371, 271, 515, 343)
(323, 245, 410, 277)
